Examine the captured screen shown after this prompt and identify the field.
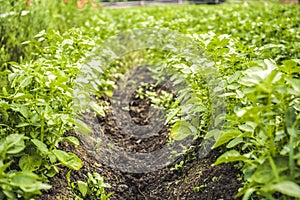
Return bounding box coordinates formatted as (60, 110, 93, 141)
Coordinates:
(0, 0, 300, 199)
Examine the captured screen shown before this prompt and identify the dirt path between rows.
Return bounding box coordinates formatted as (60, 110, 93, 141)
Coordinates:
(41, 66, 242, 200)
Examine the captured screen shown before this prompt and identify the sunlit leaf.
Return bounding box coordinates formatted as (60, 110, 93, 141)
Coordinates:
(90, 101, 105, 117)
(213, 129, 242, 148)
(52, 149, 82, 170)
(62, 136, 80, 147)
(226, 138, 244, 148)
(32, 139, 49, 155)
(77, 181, 88, 197)
(264, 181, 300, 198)
(74, 119, 93, 135)
(214, 150, 247, 165)
(170, 120, 194, 141)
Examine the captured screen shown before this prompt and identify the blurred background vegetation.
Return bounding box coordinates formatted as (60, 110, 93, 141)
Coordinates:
(0, 0, 99, 67)
(0, 0, 297, 67)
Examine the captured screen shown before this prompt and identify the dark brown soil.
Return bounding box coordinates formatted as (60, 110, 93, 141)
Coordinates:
(40, 67, 242, 200)
(41, 140, 242, 200)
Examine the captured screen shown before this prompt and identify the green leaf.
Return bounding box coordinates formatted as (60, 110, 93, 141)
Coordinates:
(5, 134, 26, 155)
(251, 163, 273, 184)
(34, 30, 46, 38)
(213, 150, 247, 165)
(46, 165, 59, 178)
(238, 122, 256, 133)
(264, 59, 277, 71)
(0, 160, 12, 175)
(285, 107, 297, 129)
(52, 149, 82, 170)
(238, 75, 260, 87)
(20, 106, 30, 119)
(77, 181, 88, 197)
(13, 93, 33, 100)
(62, 39, 74, 47)
(227, 71, 241, 84)
(32, 139, 49, 154)
(19, 154, 42, 172)
(19, 76, 32, 88)
(214, 113, 226, 127)
(252, 157, 288, 184)
(90, 101, 105, 117)
(286, 78, 300, 94)
(204, 129, 221, 140)
(242, 188, 256, 200)
(16, 122, 31, 128)
(170, 120, 194, 141)
(62, 136, 80, 147)
(213, 129, 242, 148)
(226, 138, 244, 148)
(10, 171, 51, 193)
(265, 181, 300, 198)
(218, 92, 236, 97)
(280, 60, 300, 74)
(74, 119, 93, 135)
(165, 107, 180, 125)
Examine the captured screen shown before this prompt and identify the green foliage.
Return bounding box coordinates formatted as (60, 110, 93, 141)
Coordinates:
(0, 134, 51, 199)
(171, 160, 185, 171)
(0, 28, 96, 199)
(210, 59, 300, 199)
(67, 171, 114, 200)
(0, 0, 99, 66)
